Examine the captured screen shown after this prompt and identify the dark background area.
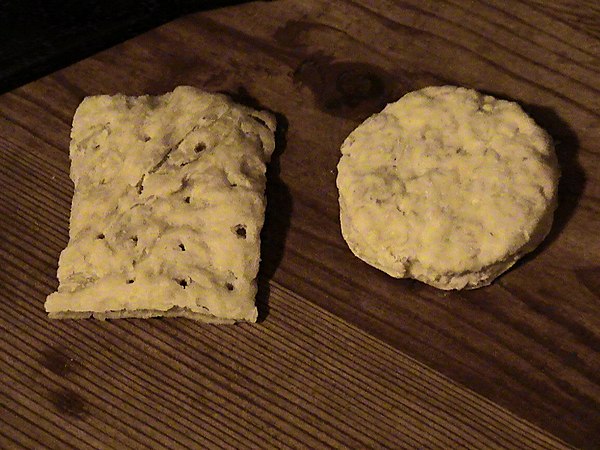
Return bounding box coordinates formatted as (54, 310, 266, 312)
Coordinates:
(0, 0, 249, 94)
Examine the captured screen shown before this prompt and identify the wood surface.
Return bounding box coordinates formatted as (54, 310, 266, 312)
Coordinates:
(1, 0, 599, 448)
(0, 0, 247, 94)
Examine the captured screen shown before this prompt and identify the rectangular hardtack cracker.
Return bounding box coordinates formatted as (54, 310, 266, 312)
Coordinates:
(45, 86, 276, 322)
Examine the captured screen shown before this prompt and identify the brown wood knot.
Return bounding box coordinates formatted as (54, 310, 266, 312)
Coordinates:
(293, 55, 389, 119)
(50, 389, 88, 418)
(335, 69, 385, 106)
(40, 347, 75, 377)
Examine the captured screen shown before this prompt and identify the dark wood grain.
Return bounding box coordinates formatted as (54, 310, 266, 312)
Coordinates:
(0, 0, 251, 94)
(0, 281, 575, 449)
(1, 0, 598, 448)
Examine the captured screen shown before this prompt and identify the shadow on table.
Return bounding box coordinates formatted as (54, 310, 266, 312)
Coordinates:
(518, 102, 585, 263)
(529, 104, 584, 241)
(481, 90, 585, 268)
(221, 87, 292, 322)
(257, 114, 291, 321)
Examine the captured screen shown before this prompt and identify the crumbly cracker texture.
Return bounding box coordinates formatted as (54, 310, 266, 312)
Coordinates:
(46, 86, 276, 321)
(336, 86, 559, 289)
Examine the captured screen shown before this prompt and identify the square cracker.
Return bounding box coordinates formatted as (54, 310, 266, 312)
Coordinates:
(45, 86, 276, 322)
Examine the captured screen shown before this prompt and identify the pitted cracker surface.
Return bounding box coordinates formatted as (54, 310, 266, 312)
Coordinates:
(45, 86, 276, 321)
(337, 86, 559, 289)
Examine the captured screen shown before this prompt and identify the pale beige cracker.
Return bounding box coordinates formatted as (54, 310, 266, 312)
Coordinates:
(337, 86, 559, 289)
(46, 86, 276, 321)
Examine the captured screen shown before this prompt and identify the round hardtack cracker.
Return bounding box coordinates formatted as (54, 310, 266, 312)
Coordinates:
(336, 86, 559, 289)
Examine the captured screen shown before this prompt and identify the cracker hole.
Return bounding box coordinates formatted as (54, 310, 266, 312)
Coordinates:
(126, 279, 135, 284)
(194, 142, 207, 153)
(225, 282, 234, 291)
(131, 236, 138, 244)
(96, 233, 105, 240)
(184, 196, 191, 204)
(143, 135, 151, 142)
(178, 279, 188, 288)
(233, 225, 247, 239)
(179, 243, 186, 251)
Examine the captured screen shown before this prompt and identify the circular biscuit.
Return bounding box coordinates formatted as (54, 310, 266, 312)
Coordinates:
(336, 86, 559, 289)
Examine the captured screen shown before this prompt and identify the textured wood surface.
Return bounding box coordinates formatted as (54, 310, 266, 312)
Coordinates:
(1, 283, 573, 449)
(1, 0, 599, 448)
(0, 1, 248, 94)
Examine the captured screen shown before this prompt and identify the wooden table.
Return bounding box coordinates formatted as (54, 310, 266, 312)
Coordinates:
(1, 1, 599, 448)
